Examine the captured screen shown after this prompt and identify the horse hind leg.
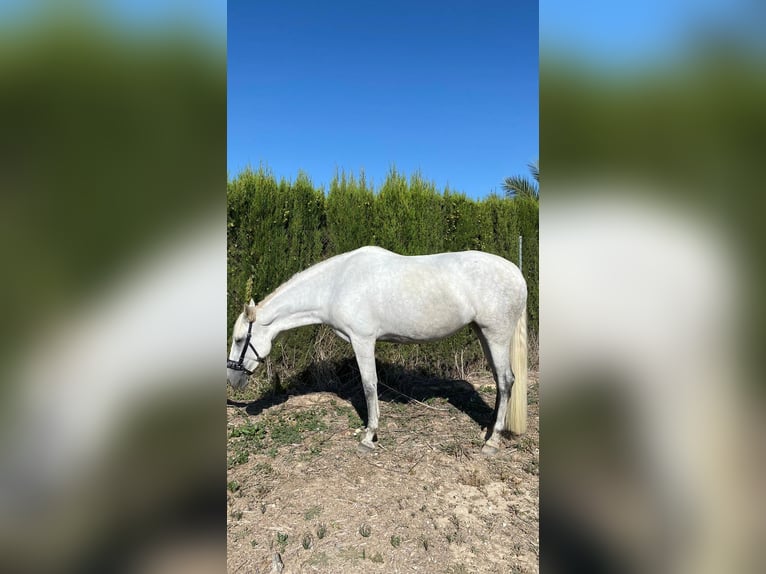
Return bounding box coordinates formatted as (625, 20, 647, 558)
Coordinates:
(351, 337, 379, 453)
(472, 324, 500, 422)
(479, 335, 514, 456)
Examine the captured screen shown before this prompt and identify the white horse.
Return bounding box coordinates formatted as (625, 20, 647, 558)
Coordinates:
(227, 246, 528, 455)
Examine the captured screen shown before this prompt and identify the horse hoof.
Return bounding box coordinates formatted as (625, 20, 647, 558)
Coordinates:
(481, 443, 499, 457)
(356, 442, 375, 455)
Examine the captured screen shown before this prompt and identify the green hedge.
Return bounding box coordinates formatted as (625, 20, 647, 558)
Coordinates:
(228, 166, 538, 384)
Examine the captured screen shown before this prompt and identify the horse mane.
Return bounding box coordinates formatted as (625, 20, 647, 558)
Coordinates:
(255, 248, 384, 311)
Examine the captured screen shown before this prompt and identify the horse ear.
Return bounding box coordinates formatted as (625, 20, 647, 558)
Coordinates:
(244, 299, 257, 321)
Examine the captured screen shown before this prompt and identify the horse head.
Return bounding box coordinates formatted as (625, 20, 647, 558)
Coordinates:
(226, 299, 270, 389)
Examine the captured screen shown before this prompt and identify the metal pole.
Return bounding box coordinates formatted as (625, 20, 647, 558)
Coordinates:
(518, 235, 523, 272)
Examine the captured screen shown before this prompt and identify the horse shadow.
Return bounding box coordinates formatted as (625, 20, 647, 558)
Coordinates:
(227, 357, 498, 436)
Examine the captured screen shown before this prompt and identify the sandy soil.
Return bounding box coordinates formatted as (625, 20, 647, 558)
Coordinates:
(226, 372, 539, 573)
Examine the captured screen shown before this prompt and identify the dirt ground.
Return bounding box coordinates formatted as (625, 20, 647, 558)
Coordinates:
(226, 372, 539, 573)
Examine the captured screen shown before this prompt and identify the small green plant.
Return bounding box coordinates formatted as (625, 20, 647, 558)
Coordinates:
(316, 522, 327, 539)
(267, 408, 328, 450)
(227, 450, 249, 468)
(517, 434, 536, 453)
(439, 441, 467, 459)
(253, 461, 274, 475)
(370, 552, 384, 563)
(304, 505, 322, 520)
(230, 510, 243, 521)
(230, 421, 266, 440)
(294, 408, 328, 430)
(227, 421, 268, 467)
(302, 533, 314, 550)
(227, 480, 240, 493)
(276, 532, 288, 551)
(359, 523, 371, 537)
(270, 418, 302, 446)
(390, 534, 401, 548)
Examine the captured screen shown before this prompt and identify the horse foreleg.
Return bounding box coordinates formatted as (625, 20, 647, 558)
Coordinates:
(351, 338, 379, 452)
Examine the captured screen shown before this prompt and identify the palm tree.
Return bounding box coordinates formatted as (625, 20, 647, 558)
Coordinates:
(503, 160, 539, 200)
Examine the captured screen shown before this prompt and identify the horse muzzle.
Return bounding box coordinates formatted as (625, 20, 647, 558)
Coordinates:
(227, 359, 253, 375)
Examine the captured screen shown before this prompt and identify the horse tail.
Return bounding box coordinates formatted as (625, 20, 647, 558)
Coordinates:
(506, 306, 528, 434)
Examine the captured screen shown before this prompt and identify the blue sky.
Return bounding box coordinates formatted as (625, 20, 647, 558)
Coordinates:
(228, 1, 538, 199)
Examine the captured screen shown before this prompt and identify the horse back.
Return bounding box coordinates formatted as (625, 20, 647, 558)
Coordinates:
(328, 249, 525, 340)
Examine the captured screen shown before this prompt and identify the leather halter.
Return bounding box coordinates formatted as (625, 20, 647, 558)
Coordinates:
(227, 320, 262, 375)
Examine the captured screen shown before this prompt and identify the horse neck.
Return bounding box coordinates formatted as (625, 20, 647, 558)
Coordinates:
(257, 270, 330, 338)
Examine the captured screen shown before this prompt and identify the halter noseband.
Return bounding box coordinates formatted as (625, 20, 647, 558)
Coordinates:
(227, 320, 262, 375)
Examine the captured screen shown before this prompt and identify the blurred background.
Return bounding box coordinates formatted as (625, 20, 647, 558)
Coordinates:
(0, 1, 225, 572)
(3, 1, 765, 572)
(540, 0, 765, 572)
